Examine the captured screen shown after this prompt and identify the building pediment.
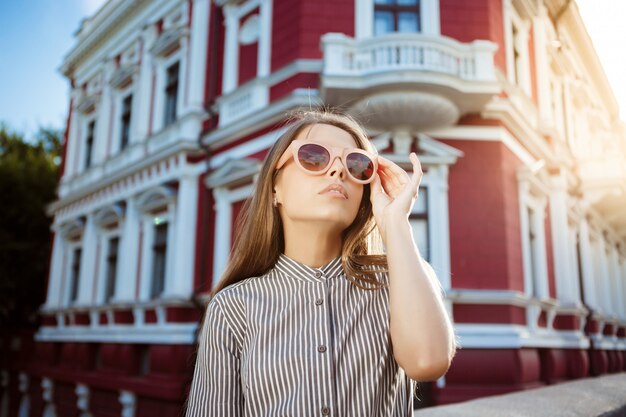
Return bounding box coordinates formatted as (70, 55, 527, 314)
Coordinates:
(205, 157, 261, 188)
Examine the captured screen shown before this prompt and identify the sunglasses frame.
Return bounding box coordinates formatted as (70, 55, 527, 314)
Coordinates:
(275, 139, 379, 184)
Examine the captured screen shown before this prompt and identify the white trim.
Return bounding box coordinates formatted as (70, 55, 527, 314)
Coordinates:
(75, 215, 96, 306)
(205, 88, 320, 148)
(454, 323, 590, 349)
(44, 233, 66, 309)
(517, 170, 550, 305)
(222, 4, 240, 94)
(503, 0, 531, 96)
(152, 50, 185, 133)
(187, 0, 211, 112)
(548, 170, 582, 305)
(425, 125, 537, 166)
(35, 323, 198, 344)
(209, 127, 287, 169)
(167, 174, 199, 299)
(212, 184, 256, 285)
(257, 0, 272, 78)
(95, 228, 123, 305)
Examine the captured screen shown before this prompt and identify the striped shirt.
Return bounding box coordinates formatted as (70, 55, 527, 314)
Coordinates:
(185, 252, 416, 416)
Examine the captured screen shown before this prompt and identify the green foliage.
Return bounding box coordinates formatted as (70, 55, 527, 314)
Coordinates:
(0, 123, 63, 328)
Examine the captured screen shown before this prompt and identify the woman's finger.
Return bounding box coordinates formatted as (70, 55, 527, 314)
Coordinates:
(377, 156, 407, 190)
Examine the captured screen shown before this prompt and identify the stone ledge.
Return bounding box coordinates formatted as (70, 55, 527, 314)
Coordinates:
(414, 373, 626, 417)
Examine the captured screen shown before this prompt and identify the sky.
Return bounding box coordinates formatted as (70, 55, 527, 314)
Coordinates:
(0, 0, 624, 140)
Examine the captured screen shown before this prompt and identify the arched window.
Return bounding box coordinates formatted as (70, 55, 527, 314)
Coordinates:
(94, 204, 125, 304)
(136, 186, 177, 300)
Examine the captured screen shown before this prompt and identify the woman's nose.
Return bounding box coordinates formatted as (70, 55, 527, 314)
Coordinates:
(327, 156, 346, 178)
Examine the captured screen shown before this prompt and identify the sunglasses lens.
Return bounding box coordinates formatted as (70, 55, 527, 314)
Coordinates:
(346, 153, 374, 181)
(298, 143, 330, 172)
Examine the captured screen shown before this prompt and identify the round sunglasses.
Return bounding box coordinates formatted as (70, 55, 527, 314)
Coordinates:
(275, 139, 378, 184)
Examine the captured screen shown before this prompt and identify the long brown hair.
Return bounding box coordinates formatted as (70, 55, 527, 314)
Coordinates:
(210, 108, 389, 298)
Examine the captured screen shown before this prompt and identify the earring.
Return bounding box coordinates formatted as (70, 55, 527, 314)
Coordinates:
(273, 196, 278, 207)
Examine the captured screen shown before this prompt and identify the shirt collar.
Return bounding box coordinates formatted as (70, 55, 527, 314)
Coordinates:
(274, 253, 344, 283)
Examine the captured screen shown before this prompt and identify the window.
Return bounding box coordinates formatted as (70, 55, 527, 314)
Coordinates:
(69, 247, 82, 303)
(505, 5, 530, 95)
(85, 120, 96, 169)
(163, 62, 179, 127)
(150, 221, 168, 299)
(120, 94, 132, 150)
(374, 0, 420, 35)
(410, 187, 429, 261)
(104, 236, 119, 302)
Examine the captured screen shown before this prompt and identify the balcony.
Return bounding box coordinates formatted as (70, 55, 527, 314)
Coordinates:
(320, 32, 499, 131)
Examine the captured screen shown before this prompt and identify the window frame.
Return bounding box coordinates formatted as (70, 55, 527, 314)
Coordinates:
(163, 60, 180, 128)
(355, 0, 440, 39)
(136, 186, 177, 301)
(83, 118, 97, 170)
(68, 244, 83, 305)
(373, 0, 421, 35)
(504, 1, 531, 96)
(118, 91, 134, 152)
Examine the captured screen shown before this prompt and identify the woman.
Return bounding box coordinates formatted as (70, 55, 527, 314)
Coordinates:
(185, 109, 457, 416)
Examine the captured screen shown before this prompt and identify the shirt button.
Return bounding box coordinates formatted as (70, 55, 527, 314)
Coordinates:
(314, 271, 322, 278)
(315, 298, 323, 306)
(321, 406, 330, 415)
(318, 345, 327, 353)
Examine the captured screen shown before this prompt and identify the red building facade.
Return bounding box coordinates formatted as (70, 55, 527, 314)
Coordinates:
(2, 0, 625, 415)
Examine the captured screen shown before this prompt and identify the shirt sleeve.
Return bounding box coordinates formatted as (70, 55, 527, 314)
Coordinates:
(185, 297, 243, 417)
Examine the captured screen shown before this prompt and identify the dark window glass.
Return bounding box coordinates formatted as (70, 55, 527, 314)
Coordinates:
(120, 95, 132, 150)
(150, 222, 168, 298)
(105, 236, 119, 302)
(85, 121, 96, 169)
(374, 0, 421, 35)
(70, 247, 82, 303)
(163, 62, 179, 127)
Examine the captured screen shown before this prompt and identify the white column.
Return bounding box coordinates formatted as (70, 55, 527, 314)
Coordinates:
(534, 6, 553, 126)
(139, 216, 154, 300)
(163, 200, 178, 298)
(115, 198, 140, 302)
(578, 218, 598, 309)
(429, 166, 451, 290)
(608, 246, 621, 317)
(212, 188, 232, 284)
(621, 258, 626, 319)
(257, 0, 272, 78)
(94, 61, 114, 164)
(562, 76, 576, 146)
(355, 0, 373, 39)
(549, 170, 576, 304)
(222, 5, 240, 94)
(188, 0, 210, 113)
(615, 255, 626, 319)
(567, 226, 582, 302)
(533, 198, 550, 298)
(178, 35, 190, 116)
(503, 0, 514, 84)
(77, 215, 96, 305)
(64, 93, 81, 178)
(166, 175, 199, 298)
(597, 237, 614, 317)
(136, 27, 157, 141)
(421, 0, 440, 35)
(45, 232, 65, 308)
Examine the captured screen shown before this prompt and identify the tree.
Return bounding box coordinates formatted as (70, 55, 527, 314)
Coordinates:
(0, 124, 62, 328)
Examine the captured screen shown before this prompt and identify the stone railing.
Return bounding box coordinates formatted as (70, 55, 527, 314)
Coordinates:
(321, 32, 497, 82)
